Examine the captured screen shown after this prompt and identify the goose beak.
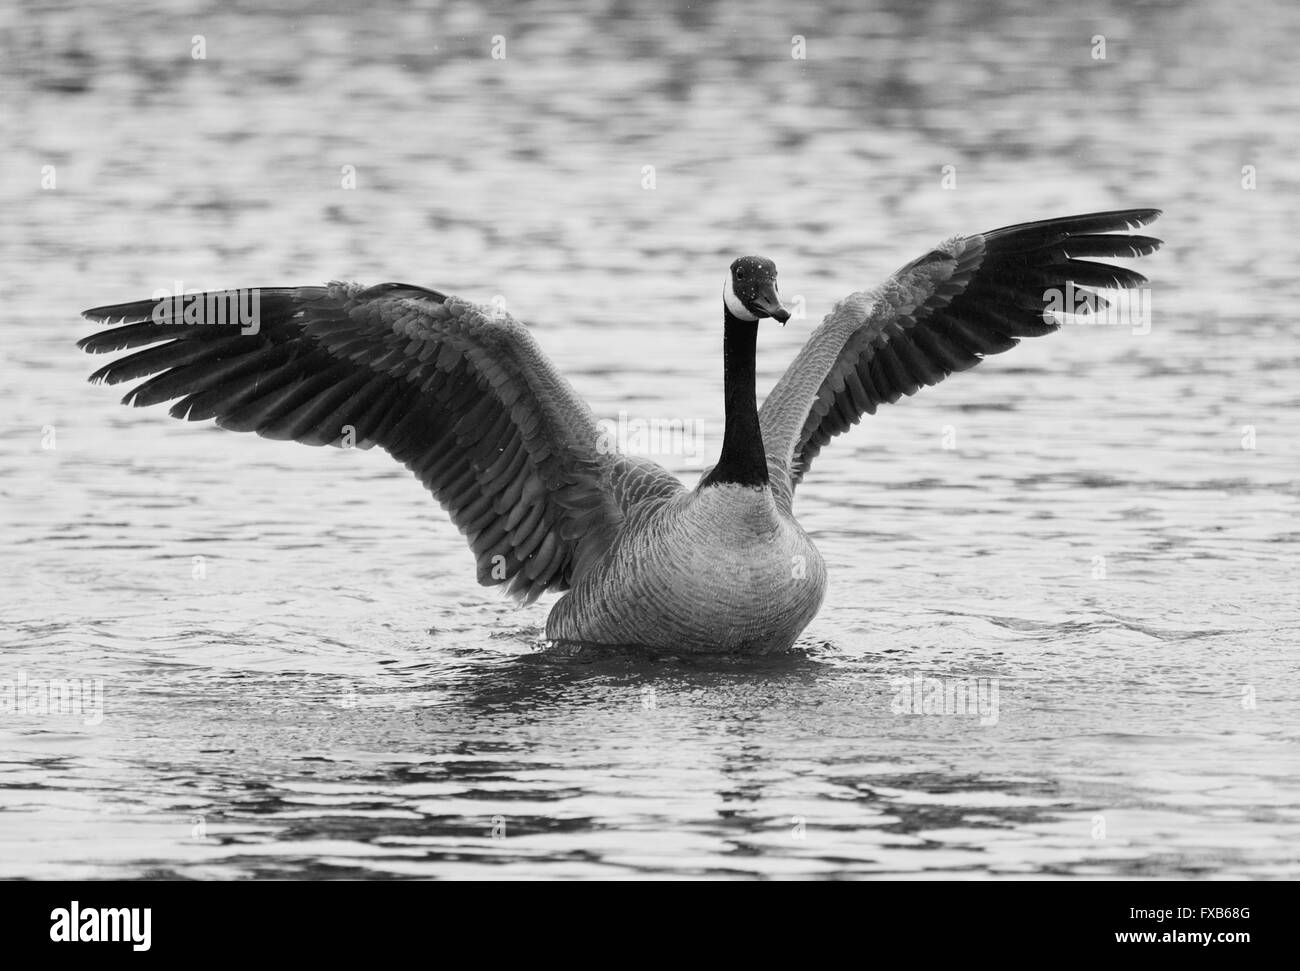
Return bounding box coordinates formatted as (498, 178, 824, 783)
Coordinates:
(751, 284, 791, 325)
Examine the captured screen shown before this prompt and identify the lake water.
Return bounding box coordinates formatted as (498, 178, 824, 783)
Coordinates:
(1, 0, 1298, 878)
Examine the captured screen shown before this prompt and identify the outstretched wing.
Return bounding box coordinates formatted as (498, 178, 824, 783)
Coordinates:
(79, 282, 684, 601)
(758, 209, 1161, 508)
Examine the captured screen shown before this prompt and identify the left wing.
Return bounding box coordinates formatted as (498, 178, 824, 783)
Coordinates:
(78, 282, 685, 602)
(758, 209, 1162, 509)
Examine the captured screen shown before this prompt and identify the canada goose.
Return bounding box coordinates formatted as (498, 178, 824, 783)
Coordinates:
(79, 208, 1160, 653)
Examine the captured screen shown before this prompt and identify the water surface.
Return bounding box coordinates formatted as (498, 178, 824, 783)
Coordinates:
(1, 0, 1298, 878)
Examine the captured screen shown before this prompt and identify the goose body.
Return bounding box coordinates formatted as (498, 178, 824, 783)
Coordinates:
(79, 209, 1161, 654)
(548, 483, 826, 653)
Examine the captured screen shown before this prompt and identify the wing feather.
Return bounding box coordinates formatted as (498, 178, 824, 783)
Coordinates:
(758, 209, 1162, 509)
(80, 282, 686, 601)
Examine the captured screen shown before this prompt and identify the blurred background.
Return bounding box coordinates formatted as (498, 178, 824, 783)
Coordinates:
(0, 0, 1296, 878)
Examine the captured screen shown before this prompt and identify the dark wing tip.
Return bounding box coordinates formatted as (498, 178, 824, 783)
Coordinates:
(982, 208, 1165, 270)
(1112, 207, 1161, 224)
(983, 207, 1163, 242)
(82, 296, 161, 323)
(1081, 207, 1162, 227)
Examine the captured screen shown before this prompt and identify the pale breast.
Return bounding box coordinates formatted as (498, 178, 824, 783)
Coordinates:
(546, 484, 827, 653)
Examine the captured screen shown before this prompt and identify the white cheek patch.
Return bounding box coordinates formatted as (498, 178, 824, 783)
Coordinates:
(723, 276, 758, 321)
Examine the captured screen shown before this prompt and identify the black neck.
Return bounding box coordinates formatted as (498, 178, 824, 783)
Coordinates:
(701, 307, 768, 489)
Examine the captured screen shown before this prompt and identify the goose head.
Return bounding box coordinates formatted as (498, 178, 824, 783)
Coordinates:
(724, 256, 790, 324)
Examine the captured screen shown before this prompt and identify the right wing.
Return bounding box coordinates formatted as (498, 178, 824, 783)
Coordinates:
(79, 282, 684, 601)
(759, 209, 1162, 509)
